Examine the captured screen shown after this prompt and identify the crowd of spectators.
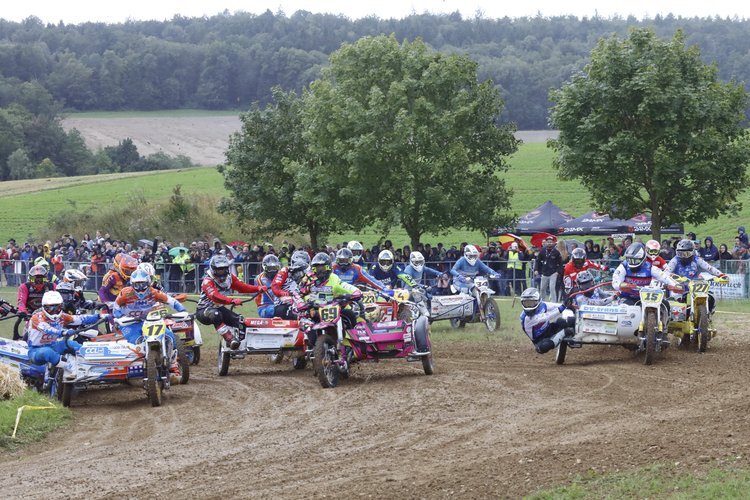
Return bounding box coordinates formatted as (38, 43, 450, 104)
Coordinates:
(1, 227, 749, 294)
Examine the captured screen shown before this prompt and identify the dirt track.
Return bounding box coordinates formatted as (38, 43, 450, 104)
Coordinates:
(3, 317, 750, 499)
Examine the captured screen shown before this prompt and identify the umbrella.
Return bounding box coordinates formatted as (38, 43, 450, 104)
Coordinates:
(229, 240, 246, 247)
(531, 232, 557, 248)
(138, 239, 154, 248)
(168, 246, 189, 257)
(496, 233, 527, 251)
(224, 244, 239, 258)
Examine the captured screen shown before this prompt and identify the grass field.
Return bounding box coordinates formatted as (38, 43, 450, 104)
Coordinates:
(0, 389, 70, 449)
(0, 141, 748, 248)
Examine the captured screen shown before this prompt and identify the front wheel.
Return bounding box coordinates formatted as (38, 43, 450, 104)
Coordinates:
(643, 309, 657, 366)
(60, 382, 73, 408)
(13, 317, 24, 341)
(176, 339, 190, 385)
(555, 341, 567, 365)
(191, 345, 201, 365)
(414, 317, 434, 375)
(217, 344, 230, 376)
(312, 334, 339, 388)
(146, 347, 163, 407)
(482, 297, 500, 332)
(697, 302, 709, 353)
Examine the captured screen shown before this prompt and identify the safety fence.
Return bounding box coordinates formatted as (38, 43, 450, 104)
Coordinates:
(1, 258, 748, 299)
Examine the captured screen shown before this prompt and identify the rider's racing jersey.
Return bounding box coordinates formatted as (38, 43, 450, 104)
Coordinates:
(98, 270, 128, 303)
(270, 267, 301, 298)
(400, 264, 441, 288)
(665, 255, 722, 280)
(26, 310, 99, 347)
(114, 286, 185, 319)
(563, 259, 606, 292)
(450, 257, 496, 279)
(572, 289, 617, 308)
(611, 260, 676, 300)
(197, 275, 263, 310)
(17, 282, 56, 314)
(333, 263, 385, 290)
(299, 272, 359, 305)
(254, 273, 277, 307)
(520, 302, 565, 341)
(369, 264, 409, 289)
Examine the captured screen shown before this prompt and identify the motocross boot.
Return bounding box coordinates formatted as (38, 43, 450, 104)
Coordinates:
(217, 324, 240, 350)
(56, 355, 77, 380)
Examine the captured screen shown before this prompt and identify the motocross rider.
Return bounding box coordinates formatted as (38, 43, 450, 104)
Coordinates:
(137, 262, 163, 290)
(666, 238, 727, 312)
(400, 251, 441, 289)
(16, 265, 56, 327)
(332, 248, 385, 290)
(34, 257, 59, 285)
(57, 269, 101, 314)
(270, 250, 311, 319)
(195, 255, 267, 349)
(449, 245, 499, 293)
(255, 254, 281, 318)
(646, 240, 667, 269)
(519, 287, 574, 354)
(26, 291, 101, 377)
(563, 247, 608, 293)
(113, 269, 186, 346)
(568, 270, 618, 308)
(299, 252, 363, 347)
(611, 242, 679, 321)
(369, 249, 411, 289)
(98, 253, 138, 305)
(347, 240, 365, 264)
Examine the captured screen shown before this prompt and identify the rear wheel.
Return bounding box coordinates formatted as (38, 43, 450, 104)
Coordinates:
(146, 347, 163, 407)
(555, 341, 567, 365)
(482, 297, 500, 332)
(313, 334, 339, 388)
(414, 318, 434, 375)
(643, 309, 657, 366)
(176, 339, 190, 385)
(191, 345, 201, 365)
(449, 318, 466, 329)
(697, 302, 709, 353)
(60, 382, 73, 408)
(217, 344, 230, 376)
(13, 317, 24, 340)
(292, 355, 308, 370)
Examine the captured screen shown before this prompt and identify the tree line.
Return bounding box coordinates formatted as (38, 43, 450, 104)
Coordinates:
(2, 12, 750, 130)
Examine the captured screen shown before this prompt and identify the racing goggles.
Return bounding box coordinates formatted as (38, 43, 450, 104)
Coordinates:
(43, 304, 63, 315)
(521, 298, 539, 310)
(677, 250, 694, 259)
(351, 249, 362, 258)
(132, 281, 150, 293)
(33, 276, 47, 285)
(647, 248, 660, 256)
(212, 267, 229, 279)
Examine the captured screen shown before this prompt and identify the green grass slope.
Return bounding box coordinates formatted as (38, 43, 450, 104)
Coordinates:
(0, 142, 747, 248)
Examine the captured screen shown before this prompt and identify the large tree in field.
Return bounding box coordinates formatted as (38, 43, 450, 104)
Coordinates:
(549, 28, 750, 241)
(303, 35, 518, 247)
(220, 87, 336, 248)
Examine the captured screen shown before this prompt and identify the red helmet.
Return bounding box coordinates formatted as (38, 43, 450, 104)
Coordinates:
(113, 253, 138, 281)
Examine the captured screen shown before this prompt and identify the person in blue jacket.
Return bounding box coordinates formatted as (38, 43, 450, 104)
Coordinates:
(333, 248, 385, 290)
(369, 250, 411, 289)
(400, 251, 441, 289)
(519, 287, 574, 353)
(449, 245, 499, 293)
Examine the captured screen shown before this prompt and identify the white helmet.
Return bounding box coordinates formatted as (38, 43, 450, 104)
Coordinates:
(378, 250, 394, 272)
(464, 245, 480, 266)
(409, 251, 425, 273)
(42, 291, 64, 322)
(62, 268, 87, 290)
(520, 288, 541, 313)
(646, 239, 660, 260)
(137, 262, 156, 279)
(347, 241, 364, 263)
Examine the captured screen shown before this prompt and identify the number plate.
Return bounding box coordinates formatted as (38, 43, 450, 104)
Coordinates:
(319, 305, 340, 322)
(362, 292, 376, 304)
(691, 281, 710, 295)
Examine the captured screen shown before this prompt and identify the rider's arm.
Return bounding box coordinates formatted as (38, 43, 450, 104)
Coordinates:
(229, 275, 264, 294)
(333, 279, 360, 298)
(610, 264, 627, 290)
(66, 313, 100, 327)
(355, 266, 386, 290)
(424, 266, 442, 279)
(476, 260, 497, 276)
(651, 266, 677, 287)
(17, 283, 29, 313)
(271, 269, 291, 297)
(664, 257, 678, 274)
(696, 256, 724, 277)
(154, 290, 187, 313)
(450, 258, 468, 277)
(201, 279, 234, 305)
(98, 272, 117, 302)
(396, 272, 417, 289)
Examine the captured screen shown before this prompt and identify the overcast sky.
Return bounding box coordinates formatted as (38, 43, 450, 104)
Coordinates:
(3, 0, 749, 25)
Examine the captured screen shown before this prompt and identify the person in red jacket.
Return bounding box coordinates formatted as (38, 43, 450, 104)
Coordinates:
(269, 250, 311, 319)
(563, 247, 608, 294)
(646, 239, 667, 269)
(195, 255, 266, 349)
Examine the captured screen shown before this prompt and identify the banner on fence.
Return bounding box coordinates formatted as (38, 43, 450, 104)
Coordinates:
(710, 274, 745, 300)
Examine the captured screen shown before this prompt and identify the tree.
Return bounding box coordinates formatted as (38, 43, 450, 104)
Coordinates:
(7, 148, 32, 180)
(549, 28, 750, 241)
(104, 138, 140, 171)
(220, 87, 336, 248)
(34, 157, 60, 178)
(303, 35, 518, 247)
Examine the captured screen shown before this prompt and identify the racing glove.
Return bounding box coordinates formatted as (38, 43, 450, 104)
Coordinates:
(231, 298, 243, 306)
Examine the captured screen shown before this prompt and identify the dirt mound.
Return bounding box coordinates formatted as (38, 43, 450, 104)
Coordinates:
(2, 328, 749, 498)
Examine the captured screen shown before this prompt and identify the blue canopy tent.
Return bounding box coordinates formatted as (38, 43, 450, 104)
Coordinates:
(500, 201, 574, 236)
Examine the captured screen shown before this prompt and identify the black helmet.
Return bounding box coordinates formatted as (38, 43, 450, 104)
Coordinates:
(624, 242, 647, 270)
(520, 288, 541, 313)
(261, 254, 281, 277)
(336, 248, 353, 270)
(311, 252, 332, 282)
(576, 270, 595, 296)
(571, 247, 586, 268)
(676, 239, 695, 265)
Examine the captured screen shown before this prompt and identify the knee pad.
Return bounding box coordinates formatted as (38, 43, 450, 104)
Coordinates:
(535, 338, 555, 354)
(197, 308, 222, 326)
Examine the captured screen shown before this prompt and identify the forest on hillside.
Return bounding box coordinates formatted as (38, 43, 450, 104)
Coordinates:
(1, 11, 750, 130)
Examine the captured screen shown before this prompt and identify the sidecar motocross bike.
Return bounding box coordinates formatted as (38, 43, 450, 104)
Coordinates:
(667, 274, 729, 352)
(556, 283, 676, 366)
(430, 275, 500, 331)
(306, 293, 433, 389)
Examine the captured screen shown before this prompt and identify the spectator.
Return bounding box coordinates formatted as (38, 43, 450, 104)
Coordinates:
(739, 226, 749, 249)
(700, 236, 719, 263)
(535, 236, 562, 302)
(660, 239, 675, 261)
